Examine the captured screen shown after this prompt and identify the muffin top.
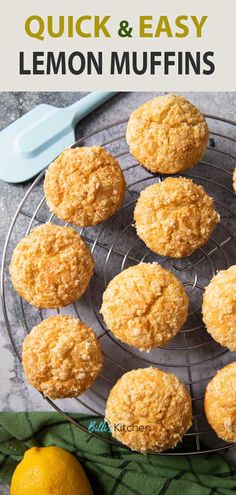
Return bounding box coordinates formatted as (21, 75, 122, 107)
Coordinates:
(22, 315, 103, 399)
(205, 362, 236, 443)
(233, 166, 236, 193)
(126, 94, 208, 174)
(44, 146, 126, 227)
(10, 223, 94, 308)
(134, 177, 220, 258)
(101, 263, 188, 351)
(105, 367, 192, 453)
(202, 265, 236, 351)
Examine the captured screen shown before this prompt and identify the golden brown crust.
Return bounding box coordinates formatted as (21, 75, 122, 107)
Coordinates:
(233, 166, 236, 193)
(100, 263, 188, 351)
(44, 146, 126, 227)
(9, 223, 94, 308)
(134, 177, 220, 258)
(22, 315, 103, 399)
(204, 362, 236, 443)
(202, 266, 236, 351)
(105, 367, 192, 453)
(126, 94, 209, 174)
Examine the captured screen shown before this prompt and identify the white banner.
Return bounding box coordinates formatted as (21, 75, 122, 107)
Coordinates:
(0, 0, 235, 91)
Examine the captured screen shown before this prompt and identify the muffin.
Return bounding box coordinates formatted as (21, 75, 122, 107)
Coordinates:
(44, 146, 126, 227)
(9, 223, 94, 308)
(134, 177, 220, 258)
(202, 266, 236, 351)
(204, 362, 236, 443)
(126, 94, 208, 174)
(105, 367, 192, 453)
(233, 166, 236, 193)
(22, 315, 103, 399)
(100, 263, 188, 351)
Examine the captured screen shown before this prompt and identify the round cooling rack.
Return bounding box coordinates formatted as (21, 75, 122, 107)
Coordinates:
(1, 113, 236, 455)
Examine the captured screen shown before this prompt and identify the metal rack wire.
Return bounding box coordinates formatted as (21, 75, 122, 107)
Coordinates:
(1, 113, 236, 455)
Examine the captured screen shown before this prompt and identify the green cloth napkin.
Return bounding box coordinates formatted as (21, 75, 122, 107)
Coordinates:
(0, 412, 235, 495)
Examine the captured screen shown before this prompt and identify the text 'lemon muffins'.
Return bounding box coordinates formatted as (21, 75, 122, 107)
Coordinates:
(204, 362, 236, 443)
(10, 223, 94, 308)
(126, 94, 209, 174)
(105, 367, 192, 453)
(101, 263, 188, 351)
(202, 265, 236, 351)
(44, 146, 126, 227)
(134, 177, 220, 258)
(22, 315, 103, 399)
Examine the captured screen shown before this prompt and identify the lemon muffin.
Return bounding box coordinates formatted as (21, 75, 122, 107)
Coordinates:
(126, 94, 208, 174)
(233, 166, 236, 193)
(204, 362, 236, 443)
(9, 223, 94, 308)
(105, 367, 192, 453)
(44, 146, 126, 227)
(134, 177, 220, 258)
(22, 315, 103, 399)
(202, 266, 236, 351)
(100, 263, 188, 351)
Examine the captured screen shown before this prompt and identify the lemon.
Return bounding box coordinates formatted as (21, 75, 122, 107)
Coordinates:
(10, 446, 93, 495)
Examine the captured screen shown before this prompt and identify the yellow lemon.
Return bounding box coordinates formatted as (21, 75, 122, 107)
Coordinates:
(10, 446, 93, 495)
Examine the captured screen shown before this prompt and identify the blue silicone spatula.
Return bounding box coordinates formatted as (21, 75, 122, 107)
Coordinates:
(0, 91, 117, 183)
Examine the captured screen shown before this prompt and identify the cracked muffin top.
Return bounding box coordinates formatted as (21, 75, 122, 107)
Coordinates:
(10, 223, 94, 308)
(44, 146, 126, 227)
(100, 262, 188, 351)
(105, 367, 192, 453)
(134, 177, 220, 258)
(126, 94, 208, 174)
(22, 315, 103, 399)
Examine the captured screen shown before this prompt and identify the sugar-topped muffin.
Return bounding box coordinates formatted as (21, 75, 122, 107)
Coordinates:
(205, 362, 236, 443)
(134, 177, 220, 258)
(233, 166, 236, 193)
(202, 265, 236, 351)
(22, 315, 103, 399)
(126, 94, 208, 174)
(10, 223, 94, 308)
(101, 263, 188, 351)
(105, 367, 192, 452)
(44, 146, 126, 227)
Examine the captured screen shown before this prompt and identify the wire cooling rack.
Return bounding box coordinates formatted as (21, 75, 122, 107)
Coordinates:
(1, 113, 236, 455)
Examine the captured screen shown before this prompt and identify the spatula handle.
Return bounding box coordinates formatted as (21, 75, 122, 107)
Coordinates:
(66, 91, 117, 124)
